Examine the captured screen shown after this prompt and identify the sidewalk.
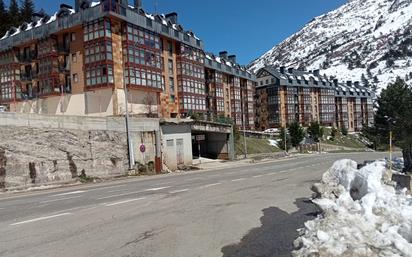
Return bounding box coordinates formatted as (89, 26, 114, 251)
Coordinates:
(192, 153, 300, 171)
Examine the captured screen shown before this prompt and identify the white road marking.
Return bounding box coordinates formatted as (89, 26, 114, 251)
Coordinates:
(97, 191, 141, 200)
(53, 191, 85, 197)
(95, 184, 127, 190)
(279, 170, 288, 174)
(108, 189, 127, 193)
(40, 196, 82, 204)
(169, 189, 190, 194)
(184, 177, 202, 182)
(104, 198, 145, 207)
(10, 213, 71, 226)
(231, 178, 246, 182)
(144, 186, 171, 192)
(200, 183, 221, 189)
(253, 175, 263, 178)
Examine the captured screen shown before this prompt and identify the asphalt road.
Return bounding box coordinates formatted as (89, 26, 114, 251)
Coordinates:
(0, 152, 391, 257)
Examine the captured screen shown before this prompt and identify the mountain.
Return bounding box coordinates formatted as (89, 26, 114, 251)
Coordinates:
(249, 0, 412, 93)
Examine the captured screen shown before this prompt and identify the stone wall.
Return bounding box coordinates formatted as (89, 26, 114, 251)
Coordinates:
(0, 126, 129, 190)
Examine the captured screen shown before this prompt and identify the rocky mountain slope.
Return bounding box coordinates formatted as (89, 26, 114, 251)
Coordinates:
(249, 0, 412, 93)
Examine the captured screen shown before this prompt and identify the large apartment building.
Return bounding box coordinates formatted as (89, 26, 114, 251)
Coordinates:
(0, 0, 256, 129)
(255, 66, 374, 132)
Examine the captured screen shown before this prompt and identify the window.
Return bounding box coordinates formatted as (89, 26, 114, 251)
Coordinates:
(168, 41, 173, 56)
(170, 77, 175, 95)
(85, 65, 114, 87)
(72, 73, 78, 83)
(72, 53, 77, 63)
(71, 32, 76, 42)
(83, 19, 111, 42)
(168, 60, 174, 75)
(166, 139, 174, 147)
(146, 18, 153, 27)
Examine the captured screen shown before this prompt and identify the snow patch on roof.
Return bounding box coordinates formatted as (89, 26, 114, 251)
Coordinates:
(90, 1, 101, 7)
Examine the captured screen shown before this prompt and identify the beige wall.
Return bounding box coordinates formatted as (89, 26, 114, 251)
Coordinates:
(11, 88, 115, 116)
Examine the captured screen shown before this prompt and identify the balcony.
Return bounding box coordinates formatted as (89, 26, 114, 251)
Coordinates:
(57, 45, 70, 54)
(18, 51, 38, 64)
(58, 62, 70, 73)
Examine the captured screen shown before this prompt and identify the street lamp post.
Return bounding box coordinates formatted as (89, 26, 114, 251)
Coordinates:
(384, 116, 395, 173)
(123, 52, 135, 170)
(241, 96, 247, 159)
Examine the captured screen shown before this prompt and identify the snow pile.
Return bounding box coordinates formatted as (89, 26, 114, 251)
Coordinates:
(268, 139, 278, 147)
(294, 159, 412, 257)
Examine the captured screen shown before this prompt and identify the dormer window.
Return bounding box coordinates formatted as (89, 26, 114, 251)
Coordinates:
(146, 18, 152, 27)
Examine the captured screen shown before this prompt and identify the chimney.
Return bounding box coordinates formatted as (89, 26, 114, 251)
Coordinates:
(280, 66, 285, 74)
(134, 0, 142, 9)
(347, 81, 352, 87)
(219, 51, 228, 60)
(75, 0, 81, 12)
(165, 12, 178, 24)
(228, 55, 237, 63)
(313, 69, 320, 76)
(333, 79, 339, 86)
(288, 67, 294, 74)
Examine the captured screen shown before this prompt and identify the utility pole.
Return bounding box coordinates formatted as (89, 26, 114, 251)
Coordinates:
(284, 126, 288, 155)
(123, 61, 135, 170)
(241, 97, 247, 159)
(389, 130, 393, 173)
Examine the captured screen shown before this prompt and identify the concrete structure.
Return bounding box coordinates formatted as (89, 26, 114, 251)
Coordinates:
(255, 66, 374, 132)
(191, 120, 235, 161)
(160, 119, 193, 171)
(0, 0, 256, 130)
(0, 112, 162, 173)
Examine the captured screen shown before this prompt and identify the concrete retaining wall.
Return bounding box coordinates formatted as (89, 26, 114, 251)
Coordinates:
(0, 113, 161, 190)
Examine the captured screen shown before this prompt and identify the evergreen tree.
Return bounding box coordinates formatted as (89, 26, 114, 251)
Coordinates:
(330, 127, 339, 141)
(363, 78, 412, 173)
(307, 121, 324, 142)
(0, 0, 8, 36)
(279, 127, 292, 152)
(288, 122, 305, 148)
(361, 73, 370, 88)
(341, 126, 348, 136)
(20, 0, 35, 23)
(8, 0, 20, 27)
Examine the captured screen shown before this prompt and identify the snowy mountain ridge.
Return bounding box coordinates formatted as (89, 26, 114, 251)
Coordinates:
(249, 0, 412, 93)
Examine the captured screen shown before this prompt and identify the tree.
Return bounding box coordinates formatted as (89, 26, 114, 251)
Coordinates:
(288, 122, 305, 148)
(307, 121, 324, 142)
(330, 127, 339, 141)
(363, 78, 412, 173)
(0, 0, 8, 36)
(341, 126, 348, 136)
(8, 0, 20, 27)
(361, 73, 370, 88)
(20, 0, 35, 23)
(279, 127, 291, 151)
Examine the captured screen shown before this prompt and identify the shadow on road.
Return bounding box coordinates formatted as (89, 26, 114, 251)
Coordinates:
(221, 198, 319, 257)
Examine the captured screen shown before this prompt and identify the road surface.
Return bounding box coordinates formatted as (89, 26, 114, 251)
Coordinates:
(0, 152, 391, 257)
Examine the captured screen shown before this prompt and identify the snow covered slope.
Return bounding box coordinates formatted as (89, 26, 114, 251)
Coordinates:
(249, 0, 412, 93)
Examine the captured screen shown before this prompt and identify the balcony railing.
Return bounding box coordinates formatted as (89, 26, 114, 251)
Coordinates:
(17, 51, 38, 63)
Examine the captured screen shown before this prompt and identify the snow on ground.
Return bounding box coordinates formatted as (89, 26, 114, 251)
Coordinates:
(293, 159, 412, 257)
(268, 139, 278, 147)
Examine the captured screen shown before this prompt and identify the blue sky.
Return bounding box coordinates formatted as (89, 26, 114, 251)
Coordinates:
(5, 0, 346, 65)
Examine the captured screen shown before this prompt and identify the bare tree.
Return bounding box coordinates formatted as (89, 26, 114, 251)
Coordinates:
(143, 93, 156, 118)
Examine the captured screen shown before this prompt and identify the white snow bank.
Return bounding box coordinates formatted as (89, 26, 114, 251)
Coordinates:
(268, 139, 278, 147)
(294, 159, 412, 257)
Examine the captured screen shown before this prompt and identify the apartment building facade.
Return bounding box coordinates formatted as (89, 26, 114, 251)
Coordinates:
(0, 0, 256, 129)
(255, 66, 374, 132)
